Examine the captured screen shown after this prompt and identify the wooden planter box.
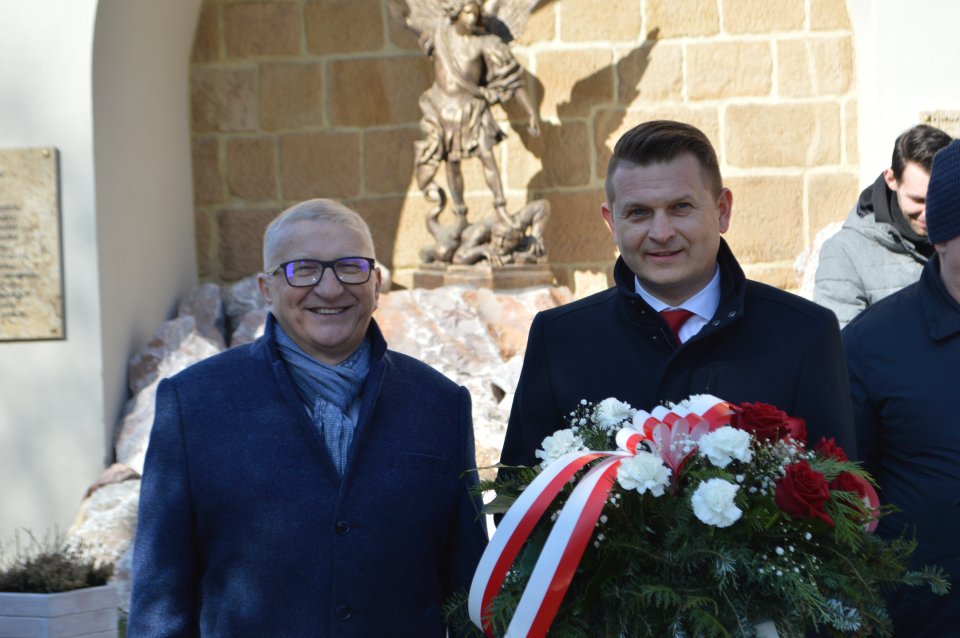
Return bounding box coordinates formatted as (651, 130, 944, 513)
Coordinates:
(0, 584, 117, 637)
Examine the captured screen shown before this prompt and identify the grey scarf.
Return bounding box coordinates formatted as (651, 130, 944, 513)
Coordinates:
(274, 323, 370, 475)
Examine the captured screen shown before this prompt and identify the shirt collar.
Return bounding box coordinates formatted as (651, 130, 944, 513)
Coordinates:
(633, 265, 721, 321)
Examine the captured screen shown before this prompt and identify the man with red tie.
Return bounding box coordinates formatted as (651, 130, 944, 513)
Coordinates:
(500, 120, 856, 469)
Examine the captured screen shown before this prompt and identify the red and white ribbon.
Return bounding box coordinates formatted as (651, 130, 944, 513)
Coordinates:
(469, 395, 732, 637)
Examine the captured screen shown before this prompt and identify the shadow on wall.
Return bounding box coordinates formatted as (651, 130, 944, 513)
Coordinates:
(510, 29, 660, 267)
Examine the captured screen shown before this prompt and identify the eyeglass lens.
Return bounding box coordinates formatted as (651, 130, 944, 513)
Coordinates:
(283, 258, 372, 286)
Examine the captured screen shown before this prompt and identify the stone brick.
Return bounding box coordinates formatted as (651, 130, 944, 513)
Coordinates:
(351, 196, 408, 268)
(594, 106, 720, 178)
(725, 103, 841, 167)
(359, 195, 435, 270)
(742, 265, 797, 290)
(645, 0, 719, 37)
(618, 42, 683, 103)
(226, 137, 277, 200)
(560, 0, 643, 42)
(723, 175, 804, 262)
(259, 62, 324, 131)
(328, 57, 432, 126)
(192, 4, 220, 63)
(224, 2, 300, 59)
(811, 0, 851, 31)
(505, 120, 591, 189)
(776, 39, 813, 98)
(723, 0, 804, 34)
(533, 189, 616, 263)
(844, 99, 858, 164)
(363, 127, 420, 195)
(305, 0, 384, 55)
(516, 3, 556, 45)
(191, 67, 258, 133)
(808, 171, 859, 233)
(192, 137, 223, 205)
(811, 37, 853, 95)
(195, 209, 214, 280)
(687, 41, 772, 100)
(280, 131, 361, 200)
(218, 208, 281, 281)
(387, 15, 421, 51)
(537, 49, 614, 119)
(777, 37, 853, 98)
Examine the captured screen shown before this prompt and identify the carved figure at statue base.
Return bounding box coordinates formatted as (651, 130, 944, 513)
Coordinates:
(389, 0, 548, 268)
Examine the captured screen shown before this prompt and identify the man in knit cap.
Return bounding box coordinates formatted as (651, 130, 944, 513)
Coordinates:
(842, 139, 960, 636)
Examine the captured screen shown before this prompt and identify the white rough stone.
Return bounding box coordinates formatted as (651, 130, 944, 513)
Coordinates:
(67, 480, 140, 612)
(795, 220, 843, 300)
(178, 282, 226, 349)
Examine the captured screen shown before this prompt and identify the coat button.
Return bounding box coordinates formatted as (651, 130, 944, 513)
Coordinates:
(727, 310, 736, 318)
(335, 604, 353, 620)
(335, 520, 350, 535)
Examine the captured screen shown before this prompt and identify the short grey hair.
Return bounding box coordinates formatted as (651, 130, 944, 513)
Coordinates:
(262, 199, 376, 271)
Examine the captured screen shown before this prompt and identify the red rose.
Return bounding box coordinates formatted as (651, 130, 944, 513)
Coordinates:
(814, 437, 849, 462)
(731, 402, 807, 443)
(829, 471, 867, 499)
(775, 460, 834, 526)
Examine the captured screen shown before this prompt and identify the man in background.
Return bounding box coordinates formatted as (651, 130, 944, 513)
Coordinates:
(842, 140, 960, 636)
(500, 120, 856, 471)
(815, 124, 951, 326)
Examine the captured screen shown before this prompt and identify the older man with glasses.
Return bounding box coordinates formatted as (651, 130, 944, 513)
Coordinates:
(128, 199, 487, 637)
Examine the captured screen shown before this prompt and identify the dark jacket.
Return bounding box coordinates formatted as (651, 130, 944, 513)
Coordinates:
(128, 315, 487, 637)
(843, 256, 960, 637)
(501, 240, 857, 469)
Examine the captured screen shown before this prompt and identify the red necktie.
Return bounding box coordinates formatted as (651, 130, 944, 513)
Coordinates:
(660, 308, 694, 343)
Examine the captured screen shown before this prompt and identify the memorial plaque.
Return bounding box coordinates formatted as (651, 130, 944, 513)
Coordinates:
(0, 147, 64, 340)
(920, 110, 960, 139)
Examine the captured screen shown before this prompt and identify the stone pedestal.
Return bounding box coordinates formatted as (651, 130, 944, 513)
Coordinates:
(412, 263, 555, 290)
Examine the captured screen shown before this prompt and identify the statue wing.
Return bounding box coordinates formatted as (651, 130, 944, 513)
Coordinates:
(482, 0, 546, 43)
(387, 0, 446, 36)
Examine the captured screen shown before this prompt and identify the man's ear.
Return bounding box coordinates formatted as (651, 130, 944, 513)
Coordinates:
(601, 202, 616, 236)
(257, 273, 274, 307)
(371, 267, 382, 311)
(883, 167, 899, 191)
(717, 188, 733, 234)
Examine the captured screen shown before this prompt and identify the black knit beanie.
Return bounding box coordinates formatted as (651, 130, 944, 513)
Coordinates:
(926, 139, 960, 245)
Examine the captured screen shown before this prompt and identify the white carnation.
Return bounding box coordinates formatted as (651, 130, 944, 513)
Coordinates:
(691, 478, 742, 528)
(697, 426, 753, 468)
(595, 398, 635, 430)
(616, 451, 671, 497)
(535, 429, 586, 468)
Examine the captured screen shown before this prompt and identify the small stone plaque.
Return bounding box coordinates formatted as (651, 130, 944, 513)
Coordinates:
(0, 147, 64, 340)
(920, 110, 960, 139)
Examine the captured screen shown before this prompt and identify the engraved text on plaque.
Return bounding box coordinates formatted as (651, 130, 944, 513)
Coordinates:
(0, 147, 64, 340)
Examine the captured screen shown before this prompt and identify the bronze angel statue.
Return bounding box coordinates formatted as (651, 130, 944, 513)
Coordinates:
(389, 0, 549, 266)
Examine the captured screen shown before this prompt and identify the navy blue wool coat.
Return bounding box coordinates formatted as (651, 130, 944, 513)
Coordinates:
(843, 256, 960, 636)
(128, 316, 487, 637)
(501, 239, 857, 469)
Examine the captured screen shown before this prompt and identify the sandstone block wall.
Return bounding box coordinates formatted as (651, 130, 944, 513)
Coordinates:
(191, 0, 859, 290)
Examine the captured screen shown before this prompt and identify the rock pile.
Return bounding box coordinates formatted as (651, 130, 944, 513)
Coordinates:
(67, 278, 573, 608)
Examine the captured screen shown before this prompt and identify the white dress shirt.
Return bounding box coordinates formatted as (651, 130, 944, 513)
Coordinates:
(634, 266, 721, 343)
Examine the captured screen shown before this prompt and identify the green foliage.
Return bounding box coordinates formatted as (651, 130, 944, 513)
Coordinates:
(0, 529, 113, 593)
(449, 400, 950, 637)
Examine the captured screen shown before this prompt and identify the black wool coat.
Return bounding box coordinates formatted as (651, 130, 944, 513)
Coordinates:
(501, 239, 857, 469)
(843, 256, 960, 637)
